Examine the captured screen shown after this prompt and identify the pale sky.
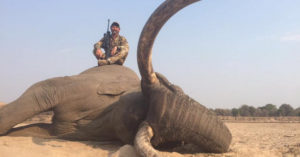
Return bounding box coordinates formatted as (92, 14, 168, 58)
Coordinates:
(0, 0, 299, 109)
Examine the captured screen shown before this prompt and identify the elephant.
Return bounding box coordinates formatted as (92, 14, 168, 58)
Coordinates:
(133, 0, 232, 156)
(0, 0, 232, 156)
(0, 65, 148, 144)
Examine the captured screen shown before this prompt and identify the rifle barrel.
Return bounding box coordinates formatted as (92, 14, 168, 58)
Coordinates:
(107, 19, 110, 32)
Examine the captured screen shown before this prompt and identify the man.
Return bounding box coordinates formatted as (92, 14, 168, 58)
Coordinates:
(93, 22, 129, 66)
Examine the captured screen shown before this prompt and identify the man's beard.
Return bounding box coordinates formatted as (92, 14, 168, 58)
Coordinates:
(112, 31, 119, 36)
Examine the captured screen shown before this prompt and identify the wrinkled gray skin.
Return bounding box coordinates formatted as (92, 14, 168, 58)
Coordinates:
(0, 65, 147, 144)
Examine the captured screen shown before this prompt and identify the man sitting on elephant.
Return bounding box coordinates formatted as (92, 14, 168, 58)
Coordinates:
(93, 22, 129, 66)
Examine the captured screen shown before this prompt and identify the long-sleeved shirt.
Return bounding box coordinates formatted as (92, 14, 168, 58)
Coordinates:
(94, 35, 129, 65)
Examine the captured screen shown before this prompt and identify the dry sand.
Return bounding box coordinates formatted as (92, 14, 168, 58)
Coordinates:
(0, 107, 299, 157)
(1, 123, 299, 157)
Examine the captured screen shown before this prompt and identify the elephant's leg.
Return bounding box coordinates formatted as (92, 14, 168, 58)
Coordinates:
(6, 123, 54, 138)
(0, 81, 58, 135)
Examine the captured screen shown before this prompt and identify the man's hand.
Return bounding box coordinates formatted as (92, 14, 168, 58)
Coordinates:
(110, 46, 117, 56)
(95, 49, 104, 59)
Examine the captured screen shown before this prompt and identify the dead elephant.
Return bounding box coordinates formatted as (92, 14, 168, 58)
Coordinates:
(0, 0, 232, 156)
(0, 65, 147, 144)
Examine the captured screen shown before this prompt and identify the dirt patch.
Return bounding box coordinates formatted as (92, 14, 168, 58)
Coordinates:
(0, 102, 5, 108)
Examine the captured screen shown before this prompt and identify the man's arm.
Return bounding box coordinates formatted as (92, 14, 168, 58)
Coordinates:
(117, 36, 129, 54)
(108, 36, 129, 64)
(93, 38, 105, 59)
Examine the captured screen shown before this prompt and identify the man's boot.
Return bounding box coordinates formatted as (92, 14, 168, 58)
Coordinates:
(98, 60, 109, 66)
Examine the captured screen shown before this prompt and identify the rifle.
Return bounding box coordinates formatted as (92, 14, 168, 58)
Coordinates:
(103, 19, 111, 58)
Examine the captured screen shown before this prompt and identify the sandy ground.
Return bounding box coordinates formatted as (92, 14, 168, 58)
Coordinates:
(0, 104, 299, 157)
(0, 123, 299, 157)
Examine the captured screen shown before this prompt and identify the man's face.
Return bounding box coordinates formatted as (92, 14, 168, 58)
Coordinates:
(111, 25, 120, 35)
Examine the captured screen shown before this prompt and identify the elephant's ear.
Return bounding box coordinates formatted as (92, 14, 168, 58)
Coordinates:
(97, 82, 127, 96)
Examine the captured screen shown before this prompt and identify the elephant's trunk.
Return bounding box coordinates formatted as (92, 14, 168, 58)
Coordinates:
(137, 0, 201, 85)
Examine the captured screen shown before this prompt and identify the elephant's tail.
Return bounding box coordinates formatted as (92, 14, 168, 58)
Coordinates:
(134, 121, 160, 157)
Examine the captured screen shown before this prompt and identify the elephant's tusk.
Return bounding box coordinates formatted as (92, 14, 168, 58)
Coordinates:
(137, 0, 201, 85)
(134, 121, 159, 157)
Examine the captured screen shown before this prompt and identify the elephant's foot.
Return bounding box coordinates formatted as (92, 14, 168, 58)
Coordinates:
(6, 123, 55, 138)
(134, 121, 159, 157)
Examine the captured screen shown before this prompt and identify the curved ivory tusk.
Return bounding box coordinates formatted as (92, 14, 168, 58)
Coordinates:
(137, 0, 200, 85)
(134, 121, 159, 157)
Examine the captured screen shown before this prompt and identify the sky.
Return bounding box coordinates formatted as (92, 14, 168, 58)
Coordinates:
(0, 0, 299, 109)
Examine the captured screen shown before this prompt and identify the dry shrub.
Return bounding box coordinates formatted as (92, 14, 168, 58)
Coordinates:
(219, 116, 300, 123)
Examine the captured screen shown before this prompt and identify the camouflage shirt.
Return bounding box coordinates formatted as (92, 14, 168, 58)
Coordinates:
(94, 35, 129, 65)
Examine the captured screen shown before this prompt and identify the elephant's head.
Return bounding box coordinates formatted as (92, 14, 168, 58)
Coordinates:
(135, 0, 232, 156)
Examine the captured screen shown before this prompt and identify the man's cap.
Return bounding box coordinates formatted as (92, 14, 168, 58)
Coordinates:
(111, 22, 120, 28)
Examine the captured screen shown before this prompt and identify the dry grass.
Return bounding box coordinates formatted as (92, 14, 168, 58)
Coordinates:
(219, 116, 300, 123)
